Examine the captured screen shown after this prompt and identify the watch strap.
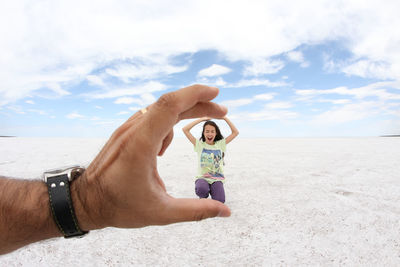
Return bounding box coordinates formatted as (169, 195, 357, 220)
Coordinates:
(46, 174, 87, 238)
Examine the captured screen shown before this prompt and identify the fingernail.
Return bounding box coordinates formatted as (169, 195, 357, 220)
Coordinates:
(218, 208, 231, 217)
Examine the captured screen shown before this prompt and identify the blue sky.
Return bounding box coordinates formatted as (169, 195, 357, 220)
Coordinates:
(1, 0, 400, 138)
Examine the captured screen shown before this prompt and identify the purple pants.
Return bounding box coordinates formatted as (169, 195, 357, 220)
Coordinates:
(195, 179, 225, 203)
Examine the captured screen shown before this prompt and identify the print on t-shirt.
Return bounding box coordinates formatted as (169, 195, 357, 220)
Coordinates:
(200, 148, 224, 179)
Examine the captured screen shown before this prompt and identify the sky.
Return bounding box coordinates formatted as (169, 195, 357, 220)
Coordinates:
(1, 0, 400, 138)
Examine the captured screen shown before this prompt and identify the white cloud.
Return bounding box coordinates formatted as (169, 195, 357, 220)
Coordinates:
(86, 75, 105, 87)
(286, 51, 303, 62)
(92, 119, 124, 126)
(226, 78, 288, 88)
(220, 98, 253, 108)
(106, 60, 188, 82)
(228, 99, 297, 121)
(311, 101, 382, 124)
(254, 93, 275, 101)
(87, 81, 167, 99)
(265, 102, 293, 109)
(230, 109, 298, 121)
(140, 93, 157, 105)
(25, 100, 35, 105)
(1, 0, 400, 106)
(66, 112, 85, 119)
(27, 109, 47, 115)
(295, 82, 400, 126)
(198, 64, 231, 77)
(341, 60, 393, 80)
(215, 77, 228, 87)
(295, 81, 400, 100)
(243, 59, 284, 76)
(386, 102, 400, 116)
(199, 77, 287, 89)
(322, 53, 337, 73)
(248, 110, 298, 120)
(45, 83, 70, 97)
(114, 93, 156, 106)
(114, 97, 139, 105)
(317, 98, 351, 105)
(286, 51, 309, 68)
(220, 93, 276, 109)
(196, 76, 228, 87)
(7, 106, 25, 114)
(323, 56, 396, 80)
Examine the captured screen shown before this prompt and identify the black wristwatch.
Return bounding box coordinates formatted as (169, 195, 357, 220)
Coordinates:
(43, 165, 89, 238)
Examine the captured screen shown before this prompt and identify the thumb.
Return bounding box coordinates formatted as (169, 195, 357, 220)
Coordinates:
(159, 198, 231, 224)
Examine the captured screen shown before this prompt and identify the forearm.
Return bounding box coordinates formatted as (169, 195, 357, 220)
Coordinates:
(0, 177, 60, 255)
(182, 117, 207, 132)
(0, 174, 98, 255)
(223, 117, 239, 135)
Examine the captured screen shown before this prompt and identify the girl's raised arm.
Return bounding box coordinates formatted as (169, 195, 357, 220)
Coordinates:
(182, 117, 210, 146)
(223, 117, 239, 144)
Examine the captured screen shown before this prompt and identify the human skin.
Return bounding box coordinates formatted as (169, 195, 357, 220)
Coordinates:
(0, 84, 231, 255)
(182, 116, 239, 146)
(204, 124, 217, 145)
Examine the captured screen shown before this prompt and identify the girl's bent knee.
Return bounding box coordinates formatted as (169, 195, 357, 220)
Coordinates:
(213, 196, 225, 203)
(195, 179, 210, 198)
(210, 181, 225, 203)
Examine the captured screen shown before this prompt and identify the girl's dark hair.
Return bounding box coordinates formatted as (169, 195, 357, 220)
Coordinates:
(200, 120, 224, 142)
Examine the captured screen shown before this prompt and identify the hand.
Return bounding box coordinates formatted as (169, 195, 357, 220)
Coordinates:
(73, 85, 231, 230)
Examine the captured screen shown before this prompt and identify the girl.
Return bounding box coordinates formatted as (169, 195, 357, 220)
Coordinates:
(182, 116, 239, 203)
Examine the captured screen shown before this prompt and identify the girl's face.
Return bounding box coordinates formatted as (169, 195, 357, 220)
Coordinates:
(204, 125, 216, 145)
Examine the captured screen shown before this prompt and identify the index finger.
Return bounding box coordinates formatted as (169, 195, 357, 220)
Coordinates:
(145, 84, 225, 139)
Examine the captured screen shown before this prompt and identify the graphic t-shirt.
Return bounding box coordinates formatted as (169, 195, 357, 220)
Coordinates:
(194, 139, 226, 184)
